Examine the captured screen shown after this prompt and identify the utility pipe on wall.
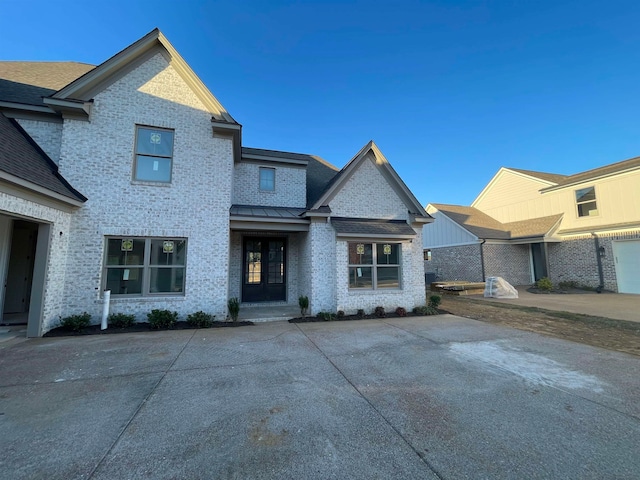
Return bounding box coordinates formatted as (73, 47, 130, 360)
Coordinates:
(592, 233, 604, 293)
(101, 290, 111, 330)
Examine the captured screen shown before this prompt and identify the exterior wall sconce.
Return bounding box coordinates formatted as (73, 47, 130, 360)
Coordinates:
(598, 246, 605, 257)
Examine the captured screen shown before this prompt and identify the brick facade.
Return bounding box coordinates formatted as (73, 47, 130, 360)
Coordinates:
(482, 243, 532, 286)
(58, 53, 233, 322)
(16, 119, 63, 164)
(428, 244, 483, 282)
(232, 162, 306, 208)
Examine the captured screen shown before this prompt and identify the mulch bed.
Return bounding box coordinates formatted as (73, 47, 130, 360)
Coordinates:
(44, 320, 254, 337)
(289, 310, 443, 323)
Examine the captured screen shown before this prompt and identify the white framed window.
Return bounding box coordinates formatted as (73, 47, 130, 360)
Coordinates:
(133, 126, 174, 182)
(575, 186, 598, 217)
(348, 242, 401, 289)
(259, 167, 275, 191)
(103, 237, 186, 296)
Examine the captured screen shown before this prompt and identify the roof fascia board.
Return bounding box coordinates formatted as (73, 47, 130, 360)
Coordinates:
(42, 98, 92, 120)
(240, 154, 308, 167)
(230, 220, 309, 232)
(558, 221, 640, 236)
(540, 167, 640, 193)
(229, 215, 309, 225)
(0, 105, 63, 123)
(0, 175, 84, 209)
(471, 167, 555, 207)
(335, 233, 415, 240)
(427, 240, 482, 248)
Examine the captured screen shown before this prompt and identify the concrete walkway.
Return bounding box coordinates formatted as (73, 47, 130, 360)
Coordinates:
(478, 288, 640, 323)
(1, 317, 638, 479)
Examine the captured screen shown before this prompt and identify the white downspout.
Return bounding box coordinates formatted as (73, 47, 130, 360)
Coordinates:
(101, 290, 110, 330)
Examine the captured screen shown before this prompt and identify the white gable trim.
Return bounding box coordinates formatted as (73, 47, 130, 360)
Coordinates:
(471, 167, 557, 208)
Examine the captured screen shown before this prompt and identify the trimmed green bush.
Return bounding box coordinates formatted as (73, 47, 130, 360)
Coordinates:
(60, 312, 91, 331)
(318, 311, 335, 321)
(109, 313, 135, 329)
(428, 294, 442, 309)
(186, 311, 214, 328)
(228, 297, 240, 322)
(413, 305, 439, 316)
(536, 277, 553, 291)
(395, 307, 407, 317)
(147, 309, 178, 329)
(337, 310, 345, 319)
(357, 309, 365, 319)
(298, 295, 309, 317)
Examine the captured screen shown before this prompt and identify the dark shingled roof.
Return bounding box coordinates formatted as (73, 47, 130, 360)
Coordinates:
(507, 168, 568, 184)
(549, 155, 640, 188)
(0, 61, 95, 106)
(432, 204, 561, 240)
(241, 146, 339, 208)
(330, 217, 417, 236)
(0, 112, 85, 201)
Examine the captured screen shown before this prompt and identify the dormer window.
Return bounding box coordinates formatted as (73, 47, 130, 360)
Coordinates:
(134, 126, 174, 183)
(576, 186, 598, 217)
(259, 167, 275, 191)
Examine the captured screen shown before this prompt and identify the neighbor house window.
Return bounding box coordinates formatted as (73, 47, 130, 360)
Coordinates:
(104, 237, 186, 296)
(259, 167, 275, 191)
(348, 242, 400, 289)
(575, 186, 598, 217)
(134, 126, 174, 182)
(423, 249, 432, 261)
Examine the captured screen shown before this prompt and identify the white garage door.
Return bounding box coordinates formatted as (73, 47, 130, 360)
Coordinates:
(613, 240, 640, 294)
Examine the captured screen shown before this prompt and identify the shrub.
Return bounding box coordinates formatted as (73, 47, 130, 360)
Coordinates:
(536, 277, 553, 291)
(186, 311, 214, 328)
(413, 305, 439, 316)
(228, 297, 240, 322)
(558, 280, 578, 290)
(357, 309, 365, 319)
(337, 310, 345, 319)
(318, 311, 335, 321)
(298, 295, 309, 317)
(147, 309, 178, 329)
(60, 312, 91, 331)
(374, 306, 386, 318)
(395, 307, 407, 317)
(109, 313, 135, 329)
(428, 295, 442, 309)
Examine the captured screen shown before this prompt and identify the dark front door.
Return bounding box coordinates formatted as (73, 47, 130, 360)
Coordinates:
(531, 243, 548, 281)
(242, 237, 286, 302)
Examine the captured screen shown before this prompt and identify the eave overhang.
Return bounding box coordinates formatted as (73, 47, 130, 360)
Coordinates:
(42, 98, 92, 120)
(0, 172, 85, 208)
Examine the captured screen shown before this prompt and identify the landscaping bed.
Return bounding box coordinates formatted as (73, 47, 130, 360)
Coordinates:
(44, 320, 253, 337)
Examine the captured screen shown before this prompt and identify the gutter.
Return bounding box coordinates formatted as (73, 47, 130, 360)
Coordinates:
(479, 239, 486, 281)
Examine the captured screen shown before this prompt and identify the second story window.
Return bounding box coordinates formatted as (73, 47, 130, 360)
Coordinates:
(575, 186, 598, 217)
(259, 167, 275, 191)
(134, 126, 174, 183)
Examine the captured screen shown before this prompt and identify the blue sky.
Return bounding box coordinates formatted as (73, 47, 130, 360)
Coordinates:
(2, 0, 640, 206)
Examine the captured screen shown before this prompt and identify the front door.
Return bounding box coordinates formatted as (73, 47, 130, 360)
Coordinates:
(242, 237, 286, 302)
(531, 243, 548, 281)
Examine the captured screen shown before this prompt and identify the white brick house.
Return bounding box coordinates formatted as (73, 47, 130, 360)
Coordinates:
(423, 163, 640, 294)
(0, 29, 432, 336)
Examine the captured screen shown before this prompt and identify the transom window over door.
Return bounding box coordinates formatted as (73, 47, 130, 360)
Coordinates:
(134, 126, 174, 182)
(348, 242, 401, 289)
(575, 186, 598, 217)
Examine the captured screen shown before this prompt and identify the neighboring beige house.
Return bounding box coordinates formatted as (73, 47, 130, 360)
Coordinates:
(0, 29, 432, 336)
(423, 159, 640, 294)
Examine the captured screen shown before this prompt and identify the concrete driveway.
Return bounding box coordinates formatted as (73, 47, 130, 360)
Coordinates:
(480, 288, 640, 323)
(1, 316, 639, 479)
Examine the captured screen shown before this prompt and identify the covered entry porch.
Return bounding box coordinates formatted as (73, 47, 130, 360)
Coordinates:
(229, 205, 311, 313)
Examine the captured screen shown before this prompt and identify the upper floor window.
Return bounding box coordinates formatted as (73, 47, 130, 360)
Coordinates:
(259, 167, 275, 191)
(348, 242, 401, 289)
(575, 186, 598, 217)
(134, 126, 174, 183)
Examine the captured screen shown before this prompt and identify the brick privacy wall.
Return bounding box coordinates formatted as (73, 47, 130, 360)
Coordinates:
(428, 244, 483, 282)
(483, 243, 532, 286)
(58, 53, 233, 322)
(548, 231, 640, 292)
(228, 231, 301, 306)
(329, 155, 409, 220)
(232, 162, 306, 208)
(0, 192, 73, 333)
(296, 230, 313, 310)
(16, 119, 63, 164)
